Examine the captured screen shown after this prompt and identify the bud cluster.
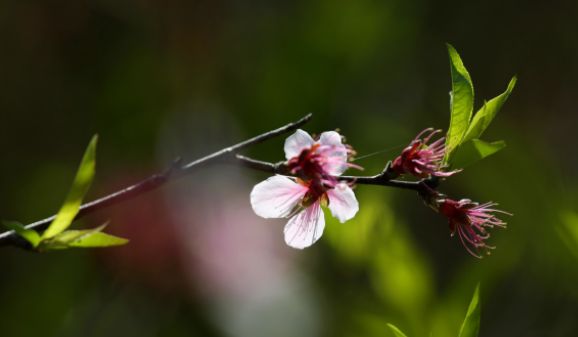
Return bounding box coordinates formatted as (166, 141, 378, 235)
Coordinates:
(390, 128, 509, 258)
(250, 127, 509, 258)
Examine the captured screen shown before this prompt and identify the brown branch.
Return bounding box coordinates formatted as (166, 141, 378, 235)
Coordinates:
(0, 113, 313, 247)
(234, 155, 429, 191)
(1, 112, 438, 249)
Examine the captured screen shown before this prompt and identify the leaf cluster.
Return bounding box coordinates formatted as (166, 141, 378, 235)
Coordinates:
(445, 44, 516, 168)
(3, 136, 128, 251)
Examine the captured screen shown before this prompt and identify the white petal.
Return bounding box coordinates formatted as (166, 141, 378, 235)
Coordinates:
(326, 183, 359, 223)
(283, 201, 325, 249)
(322, 147, 349, 175)
(323, 153, 348, 175)
(284, 129, 314, 160)
(250, 176, 308, 219)
(319, 131, 343, 146)
(318, 131, 349, 175)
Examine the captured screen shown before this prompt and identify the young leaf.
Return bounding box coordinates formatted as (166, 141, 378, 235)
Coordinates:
(41, 224, 128, 250)
(462, 76, 517, 143)
(42, 135, 98, 239)
(445, 44, 475, 163)
(386, 323, 409, 337)
(558, 212, 578, 259)
(67, 231, 128, 248)
(41, 225, 105, 250)
(450, 139, 506, 169)
(458, 284, 481, 337)
(2, 221, 41, 248)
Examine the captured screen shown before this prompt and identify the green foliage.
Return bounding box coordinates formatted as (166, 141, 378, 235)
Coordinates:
(6, 135, 128, 251)
(450, 139, 506, 169)
(558, 212, 578, 259)
(387, 323, 409, 337)
(383, 284, 483, 337)
(444, 45, 515, 168)
(42, 135, 98, 239)
(67, 230, 128, 248)
(2, 221, 41, 248)
(445, 44, 474, 162)
(462, 77, 517, 143)
(458, 284, 481, 337)
(40, 225, 128, 250)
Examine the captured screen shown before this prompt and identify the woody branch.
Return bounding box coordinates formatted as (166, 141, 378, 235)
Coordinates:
(0, 113, 435, 248)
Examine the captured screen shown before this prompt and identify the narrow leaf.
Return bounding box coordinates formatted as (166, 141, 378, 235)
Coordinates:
(462, 76, 517, 143)
(41, 224, 128, 250)
(558, 212, 578, 259)
(68, 231, 128, 248)
(42, 135, 98, 239)
(458, 284, 481, 337)
(41, 225, 106, 250)
(2, 221, 41, 247)
(387, 323, 409, 337)
(451, 139, 506, 168)
(445, 43, 475, 162)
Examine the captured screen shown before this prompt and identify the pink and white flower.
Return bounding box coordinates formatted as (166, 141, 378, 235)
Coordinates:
(391, 128, 459, 178)
(284, 130, 357, 183)
(250, 130, 360, 249)
(438, 198, 510, 258)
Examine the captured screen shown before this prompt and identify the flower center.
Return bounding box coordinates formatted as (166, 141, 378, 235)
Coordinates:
(288, 144, 333, 181)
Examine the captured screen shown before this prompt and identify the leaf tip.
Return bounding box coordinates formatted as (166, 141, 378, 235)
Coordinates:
(507, 76, 517, 92)
(88, 135, 99, 153)
(386, 323, 409, 337)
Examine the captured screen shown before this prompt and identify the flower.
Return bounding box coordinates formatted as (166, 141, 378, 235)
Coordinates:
(250, 130, 360, 249)
(391, 128, 459, 178)
(437, 198, 509, 258)
(285, 129, 358, 183)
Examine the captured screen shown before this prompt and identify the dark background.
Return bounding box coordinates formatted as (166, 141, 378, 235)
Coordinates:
(1, 1, 577, 336)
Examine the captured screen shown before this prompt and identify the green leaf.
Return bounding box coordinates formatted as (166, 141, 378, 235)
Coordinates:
(558, 212, 578, 259)
(41, 225, 104, 250)
(41, 224, 128, 250)
(462, 76, 517, 143)
(386, 323, 409, 337)
(68, 231, 128, 248)
(458, 284, 481, 337)
(42, 135, 98, 239)
(2, 221, 41, 248)
(451, 139, 506, 168)
(445, 43, 475, 163)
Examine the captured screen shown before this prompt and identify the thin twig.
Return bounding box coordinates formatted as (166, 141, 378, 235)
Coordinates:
(1, 113, 437, 249)
(0, 113, 313, 247)
(234, 155, 425, 191)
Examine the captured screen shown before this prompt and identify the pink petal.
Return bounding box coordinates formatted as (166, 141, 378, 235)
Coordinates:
(284, 129, 315, 160)
(250, 175, 308, 219)
(326, 183, 359, 222)
(318, 131, 343, 146)
(323, 153, 348, 175)
(319, 132, 348, 175)
(283, 201, 325, 249)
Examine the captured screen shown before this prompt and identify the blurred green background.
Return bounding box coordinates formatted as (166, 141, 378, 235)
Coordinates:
(1, 0, 577, 336)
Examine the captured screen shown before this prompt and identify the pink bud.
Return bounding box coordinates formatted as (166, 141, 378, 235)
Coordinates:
(438, 198, 510, 258)
(391, 128, 459, 178)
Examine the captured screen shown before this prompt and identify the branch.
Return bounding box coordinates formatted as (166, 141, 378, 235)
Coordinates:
(1, 112, 438, 249)
(234, 155, 430, 192)
(0, 113, 313, 247)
